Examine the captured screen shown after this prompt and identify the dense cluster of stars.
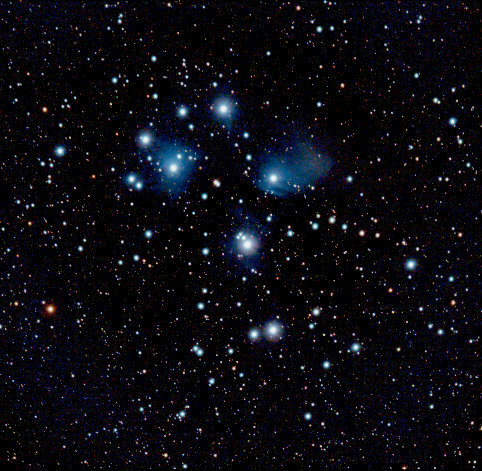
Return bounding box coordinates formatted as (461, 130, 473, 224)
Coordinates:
(1, 2, 479, 470)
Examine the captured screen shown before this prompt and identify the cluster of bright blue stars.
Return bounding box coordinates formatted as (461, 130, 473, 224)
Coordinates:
(127, 98, 333, 204)
(125, 173, 143, 190)
(249, 320, 284, 343)
(192, 345, 204, 357)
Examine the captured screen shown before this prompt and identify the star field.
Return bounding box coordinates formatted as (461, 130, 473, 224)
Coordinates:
(0, 2, 480, 470)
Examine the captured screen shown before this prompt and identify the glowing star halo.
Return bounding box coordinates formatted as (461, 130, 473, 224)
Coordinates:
(177, 106, 189, 118)
(236, 232, 259, 256)
(137, 130, 154, 147)
(212, 97, 236, 122)
(54, 146, 66, 157)
(257, 140, 333, 197)
(258, 164, 293, 197)
(248, 328, 260, 341)
(405, 258, 418, 271)
(263, 320, 283, 342)
(145, 140, 199, 197)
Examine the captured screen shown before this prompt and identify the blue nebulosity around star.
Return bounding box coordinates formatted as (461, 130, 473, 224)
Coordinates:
(3, 3, 478, 470)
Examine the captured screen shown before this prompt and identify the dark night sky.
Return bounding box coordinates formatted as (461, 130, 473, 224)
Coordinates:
(0, 2, 480, 469)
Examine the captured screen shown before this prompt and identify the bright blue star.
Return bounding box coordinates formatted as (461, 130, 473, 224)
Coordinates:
(350, 342, 361, 353)
(177, 106, 189, 118)
(258, 164, 292, 196)
(236, 232, 259, 256)
(138, 132, 153, 147)
(263, 320, 283, 342)
(143, 141, 198, 196)
(405, 258, 418, 271)
(248, 328, 260, 341)
(257, 141, 332, 197)
(54, 146, 66, 157)
(212, 97, 236, 123)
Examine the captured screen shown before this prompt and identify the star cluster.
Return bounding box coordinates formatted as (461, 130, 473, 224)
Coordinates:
(0, 3, 479, 470)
